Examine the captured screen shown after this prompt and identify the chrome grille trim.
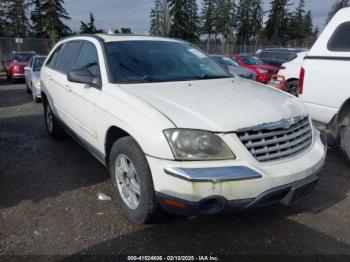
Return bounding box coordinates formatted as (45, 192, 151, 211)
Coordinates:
(237, 116, 313, 162)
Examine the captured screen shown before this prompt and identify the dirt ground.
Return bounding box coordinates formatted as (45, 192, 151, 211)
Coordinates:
(1, 81, 350, 260)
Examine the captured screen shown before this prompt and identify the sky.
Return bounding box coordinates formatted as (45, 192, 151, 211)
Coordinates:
(64, 0, 333, 34)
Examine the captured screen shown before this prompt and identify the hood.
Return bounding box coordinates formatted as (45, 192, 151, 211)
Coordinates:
(228, 66, 255, 75)
(121, 78, 307, 132)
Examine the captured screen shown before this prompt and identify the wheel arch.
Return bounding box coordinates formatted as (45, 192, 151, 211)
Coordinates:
(336, 98, 350, 127)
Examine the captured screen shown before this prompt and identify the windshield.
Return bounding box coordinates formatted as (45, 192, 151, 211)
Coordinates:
(10, 53, 34, 62)
(105, 41, 231, 83)
(242, 56, 264, 65)
(33, 57, 46, 71)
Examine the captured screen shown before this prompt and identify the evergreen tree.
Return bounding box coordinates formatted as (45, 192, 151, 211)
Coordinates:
(236, 0, 263, 45)
(120, 28, 132, 34)
(312, 26, 319, 37)
(304, 10, 313, 35)
(2, 0, 30, 37)
(30, 0, 45, 37)
(42, 0, 71, 41)
(80, 13, 97, 34)
(264, 0, 291, 45)
(201, 0, 216, 41)
(288, 0, 306, 45)
(150, 0, 164, 36)
(169, 0, 198, 41)
(0, 2, 7, 36)
(326, 0, 349, 24)
(215, 0, 236, 40)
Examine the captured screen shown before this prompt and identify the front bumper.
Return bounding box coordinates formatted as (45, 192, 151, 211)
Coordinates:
(147, 130, 327, 215)
(157, 173, 320, 215)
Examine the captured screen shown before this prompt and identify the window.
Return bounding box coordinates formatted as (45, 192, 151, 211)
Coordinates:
(328, 22, 350, 51)
(74, 41, 100, 77)
(55, 41, 82, 74)
(33, 57, 46, 71)
(105, 41, 230, 83)
(46, 44, 63, 68)
(242, 56, 264, 65)
(259, 51, 274, 59)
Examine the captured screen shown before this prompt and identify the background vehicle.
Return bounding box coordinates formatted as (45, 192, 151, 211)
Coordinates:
(278, 51, 308, 96)
(24, 55, 46, 102)
(227, 54, 280, 84)
(6, 51, 36, 83)
(210, 54, 256, 80)
(41, 35, 326, 224)
(300, 7, 350, 163)
(256, 48, 308, 67)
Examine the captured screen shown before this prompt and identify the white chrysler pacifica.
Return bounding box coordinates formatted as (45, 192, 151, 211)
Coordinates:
(40, 34, 327, 223)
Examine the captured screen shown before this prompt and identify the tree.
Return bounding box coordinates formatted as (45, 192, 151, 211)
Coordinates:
(120, 28, 132, 34)
(304, 10, 313, 36)
(264, 0, 291, 45)
(2, 0, 30, 37)
(150, 0, 164, 36)
(169, 0, 198, 41)
(42, 0, 71, 42)
(288, 0, 307, 45)
(215, 0, 236, 40)
(312, 26, 319, 37)
(80, 13, 97, 34)
(326, 0, 349, 24)
(201, 0, 216, 42)
(30, 0, 45, 37)
(236, 0, 263, 45)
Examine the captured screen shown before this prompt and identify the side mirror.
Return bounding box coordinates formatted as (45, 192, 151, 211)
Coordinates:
(67, 68, 101, 87)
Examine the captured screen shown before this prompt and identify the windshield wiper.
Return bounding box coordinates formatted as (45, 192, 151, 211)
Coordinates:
(118, 76, 162, 84)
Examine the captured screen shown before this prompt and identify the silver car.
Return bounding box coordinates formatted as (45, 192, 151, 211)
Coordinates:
(24, 55, 46, 102)
(211, 55, 257, 80)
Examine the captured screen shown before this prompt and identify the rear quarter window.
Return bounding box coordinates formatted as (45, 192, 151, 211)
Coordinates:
(328, 22, 350, 52)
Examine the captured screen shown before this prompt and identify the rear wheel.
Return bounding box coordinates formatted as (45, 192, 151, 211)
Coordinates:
(44, 102, 65, 139)
(340, 123, 350, 164)
(286, 80, 299, 97)
(109, 136, 161, 224)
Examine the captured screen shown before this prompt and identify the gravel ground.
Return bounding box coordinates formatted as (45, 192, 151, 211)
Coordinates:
(1, 81, 350, 260)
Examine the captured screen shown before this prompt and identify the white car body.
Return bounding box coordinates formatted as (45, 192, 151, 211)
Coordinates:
(301, 7, 350, 125)
(279, 51, 308, 82)
(25, 55, 46, 101)
(41, 34, 326, 219)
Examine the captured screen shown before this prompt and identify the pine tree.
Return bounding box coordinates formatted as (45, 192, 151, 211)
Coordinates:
(326, 0, 349, 24)
(80, 13, 97, 34)
(288, 0, 306, 45)
(150, 0, 164, 36)
(121, 28, 132, 34)
(201, 0, 216, 41)
(30, 0, 45, 37)
(0, 2, 7, 36)
(264, 0, 291, 45)
(236, 0, 263, 45)
(2, 0, 30, 37)
(42, 0, 71, 41)
(215, 0, 236, 40)
(169, 0, 198, 41)
(304, 10, 313, 36)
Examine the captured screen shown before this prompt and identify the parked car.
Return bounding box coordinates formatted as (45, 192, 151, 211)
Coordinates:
(278, 51, 308, 96)
(227, 54, 280, 84)
(41, 34, 326, 223)
(210, 55, 256, 80)
(300, 7, 350, 163)
(24, 55, 47, 102)
(256, 48, 308, 67)
(6, 51, 36, 83)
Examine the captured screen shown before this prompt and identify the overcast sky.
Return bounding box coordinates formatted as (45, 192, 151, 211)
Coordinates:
(65, 0, 333, 34)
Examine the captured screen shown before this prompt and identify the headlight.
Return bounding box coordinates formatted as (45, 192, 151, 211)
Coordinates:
(34, 78, 41, 86)
(257, 68, 268, 74)
(163, 129, 235, 161)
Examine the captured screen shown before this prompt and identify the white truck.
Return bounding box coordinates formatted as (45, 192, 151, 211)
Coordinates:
(300, 7, 350, 163)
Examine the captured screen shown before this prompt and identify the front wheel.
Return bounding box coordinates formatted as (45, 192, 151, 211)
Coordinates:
(109, 136, 161, 224)
(340, 123, 350, 165)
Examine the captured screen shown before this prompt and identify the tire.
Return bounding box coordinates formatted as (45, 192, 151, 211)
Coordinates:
(44, 101, 65, 140)
(340, 124, 350, 164)
(286, 80, 299, 97)
(109, 136, 161, 224)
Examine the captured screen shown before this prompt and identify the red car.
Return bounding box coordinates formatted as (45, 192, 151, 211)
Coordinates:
(6, 51, 36, 83)
(227, 54, 280, 84)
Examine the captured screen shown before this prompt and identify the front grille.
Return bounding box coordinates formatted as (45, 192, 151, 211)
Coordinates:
(237, 116, 313, 162)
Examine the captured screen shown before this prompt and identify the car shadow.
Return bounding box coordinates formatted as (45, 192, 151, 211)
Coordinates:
(63, 210, 350, 257)
(0, 84, 31, 108)
(0, 114, 110, 209)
